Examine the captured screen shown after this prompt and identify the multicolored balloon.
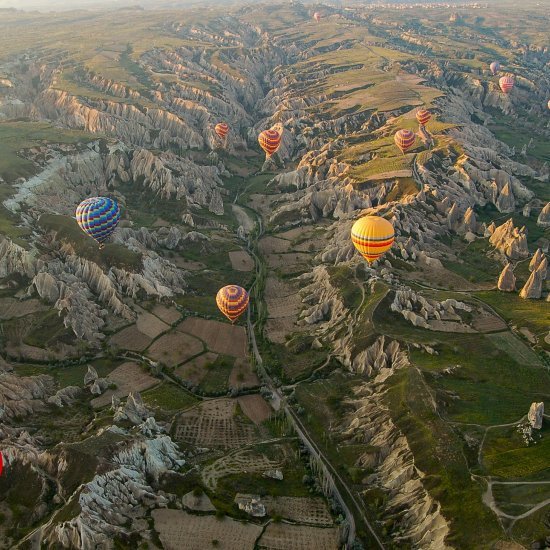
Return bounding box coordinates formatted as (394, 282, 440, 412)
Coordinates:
(258, 129, 282, 158)
(313, 12, 321, 22)
(215, 122, 229, 139)
(394, 129, 416, 154)
(351, 216, 395, 264)
(490, 61, 500, 75)
(416, 109, 431, 127)
(76, 197, 121, 249)
(216, 285, 250, 323)
(499, 76, 514, 94)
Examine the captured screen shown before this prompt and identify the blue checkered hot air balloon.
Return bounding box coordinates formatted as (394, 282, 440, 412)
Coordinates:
(76, 197, 121, 249)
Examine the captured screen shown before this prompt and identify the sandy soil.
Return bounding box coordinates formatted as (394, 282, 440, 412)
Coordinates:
(264, 276, 304, 343)
(472, 311, 508, 333)
(237, 394, 272, 424)
(258, 523, 340, 550)
(136, 311, 169, 339)
(173, 257, 207, 270)
(229, 358, 259, 389)
(147, 331, 204, 366)
(110, 325, 152, 352)
(229, 250, 254, 272)
(0, 298, 48, 320)
(181, 491, 216, 512)
(175, 352, 218, 385)
(365, 169, 413, 181)
(260, 235, 292, 255)
(177, 317, 247, 358)
(152, 304, 182, 325)
(91, 362, 158, 409)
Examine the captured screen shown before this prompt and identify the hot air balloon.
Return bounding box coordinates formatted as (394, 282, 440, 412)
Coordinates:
(394, 129, 416, 154)
(215, 122, 229, 140)
(313, 12, 321, 22)
(547, 100, 550, 110)
(0, 452, 3, 477)
(216, 285, 250, 323)
(76, 197, 121, 249)
(490, 61, 500, 75)
(416, 109, 431, 127)
(351, 216, 395, 264)
(258, 129, 282, 158)
(499, 76, 514, 94)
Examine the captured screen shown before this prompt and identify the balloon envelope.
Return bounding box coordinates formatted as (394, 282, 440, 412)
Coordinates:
(351, 216, 395, 263)
(313, 12, 321, 22)
(416, 109, 431, 126)
(394, 129, 416, 153)
(490, 61, 500, 75)
(215, 122, 229, 139)
(76, 197, 121, 246)
(216, 285, 250, 323)
(499, 76, 514, 94)
(258, 129, 282, 157)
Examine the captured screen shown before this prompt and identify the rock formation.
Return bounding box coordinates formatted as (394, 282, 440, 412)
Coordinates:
(538, 202, 550, 227)
(0, 373, 55, 420)
(113, 392, 151, 425)
(519, 259, 547, 299)
(528, 402, 544, 429)
(497, 263, 516, 292)
(489, 219, 529, 259)
(529, 249, 545, 272)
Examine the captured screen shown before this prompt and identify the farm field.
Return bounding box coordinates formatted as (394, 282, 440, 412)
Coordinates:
(258, 523, 340, 550)
(173, 398, 258, 450)
(152, 509, 263, 550)
(91, 362, 159, 409)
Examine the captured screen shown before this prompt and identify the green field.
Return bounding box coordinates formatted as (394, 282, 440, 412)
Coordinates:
(0, 121, 92, 183)
(483, 423, 550, 480)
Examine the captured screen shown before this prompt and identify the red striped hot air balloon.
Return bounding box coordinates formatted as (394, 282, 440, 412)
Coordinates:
(394, 129, 416, 154)
(216, 285, 250, 323)
(416, 109, 431, 127)
(258, 129, 282, 158)
(313, 12, 321, 22)
(215, 122, 229, 139)
(351, 216, 395, 264)
(499, 76, 514, 94)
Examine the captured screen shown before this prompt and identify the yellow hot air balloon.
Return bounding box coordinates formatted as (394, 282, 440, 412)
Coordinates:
(351, 215, 395, 263)
(216, 285, 250, 323)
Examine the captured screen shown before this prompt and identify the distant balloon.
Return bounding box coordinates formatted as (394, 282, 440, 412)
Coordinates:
(215, 122, 229, 139)
(313, 12, 321, 22)
(499, 76, 514, 94)
(216, 285, 250, 323)
(490, 61, 500, 75)
(416, 109, 431, 127)
(394, 129, 416, 154)
(76, 197, 121, 249)
(351, 216, 395, 264)
(547, 100, 550, 110)
(258, 129, 282, 158)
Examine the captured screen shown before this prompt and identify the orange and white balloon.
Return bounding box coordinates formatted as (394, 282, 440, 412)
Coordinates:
(215, 122, 229, 139)
(499, 76, 514, 94)
(394, 129, 416, 154)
